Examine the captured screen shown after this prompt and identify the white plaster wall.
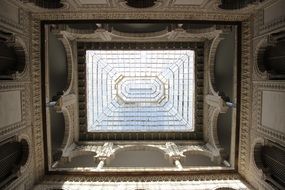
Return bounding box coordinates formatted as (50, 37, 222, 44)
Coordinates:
(0, 1, 19, 23)
(263, 0, 285, 25)
(0, 90, 21, 128)
(262, 90, 285, 134)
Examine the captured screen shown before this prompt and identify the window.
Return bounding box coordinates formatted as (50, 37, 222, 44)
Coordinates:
(86, 50, 195, 132)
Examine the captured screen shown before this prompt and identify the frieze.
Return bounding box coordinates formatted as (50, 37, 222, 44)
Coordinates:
(238, 20, 252, 178)
(31, 11, 250, 22)
(30, 18, 45, 181)
(40, 173, 242, 182)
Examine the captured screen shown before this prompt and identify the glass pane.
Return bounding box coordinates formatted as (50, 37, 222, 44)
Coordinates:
(86, 50, 195, 132)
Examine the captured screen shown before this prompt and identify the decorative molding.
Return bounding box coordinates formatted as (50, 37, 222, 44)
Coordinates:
(30, 18, 45, 181)
(254, 0, 285, 37)
(0, 83, 30, 140)
(35, 178, 250, 190)
(31, 11, 250, 22)
(238, 20, 252, 177)
(39, 172, 243, 182)
(252, 81, 285, 147)
(57, 25, 223, 42)
(56, 142, 221, 171)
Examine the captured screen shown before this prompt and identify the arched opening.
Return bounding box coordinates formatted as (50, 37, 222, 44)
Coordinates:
(48, 31, 68, 100)
(256, 44, 267, 73)
(111, 23, 168, 33)
(219, 0, 259, 10)
(126, 0, 157, 9)
(214, 29, 236, 161)
(217, 111, 232, 160)
(254, 142, 285, 189)
(0, 34, 26, 80)
(0, 138, 29, 189)
(263, 40, 285, 79)
(32, 0, 63, 9)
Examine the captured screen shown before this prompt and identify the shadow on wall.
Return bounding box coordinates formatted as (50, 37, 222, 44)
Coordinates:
(107, 150, 172, 167)
(60, 154, 97, 168)
(48, 31, 68, 162)
(181, 152, 220, 167)
(214, 29, 236, 161)
(50, 110, 65, 162)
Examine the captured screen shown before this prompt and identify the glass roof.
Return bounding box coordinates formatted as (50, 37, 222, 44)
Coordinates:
(86, 50, 195, 132)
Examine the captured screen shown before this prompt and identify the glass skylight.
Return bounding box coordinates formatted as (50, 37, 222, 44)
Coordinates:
(86, 50, 195, 132)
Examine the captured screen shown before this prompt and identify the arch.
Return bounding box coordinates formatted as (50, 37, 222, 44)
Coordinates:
(208, 34, 223, 96)
(0, 35, 27, 80)
(126, 0, 157, 8)
(250, 138, 267, 183)
(108, 145, 171, 167)
(217, 110, 232, 160)
(48, 31, 68, 101)
(0, 137, 29, 189)
(263, 40, 285, 79)
(218, 0, 258, 10)
(60, 107, 73, 155)
(253, 37, 269, 79)
(57, 35, 74, 95)
(113, 144, 166, 157)
(62, 154, 97, 168)
(181, 146, 219, 166)
(68, 150, 96, 162)
(33, 0, 64, 9)
(255, 31, 285, 80)
(181, 147, 214, 159)
(208, 106, 223, 152)
(17, 136, 30, 174)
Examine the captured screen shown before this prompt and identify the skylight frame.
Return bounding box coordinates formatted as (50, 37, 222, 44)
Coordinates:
(77, 42, 204, 141)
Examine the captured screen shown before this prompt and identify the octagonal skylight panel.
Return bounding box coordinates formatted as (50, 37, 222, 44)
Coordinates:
(86, 50, 195, 132)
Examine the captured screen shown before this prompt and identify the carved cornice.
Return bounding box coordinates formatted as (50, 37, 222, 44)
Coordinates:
(39, 172, 242, 182)
(35, 177, 250, 190)
(30, 18, 45, 180)
(31, 11, 250, 22)
(238, 21, 252, 177)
